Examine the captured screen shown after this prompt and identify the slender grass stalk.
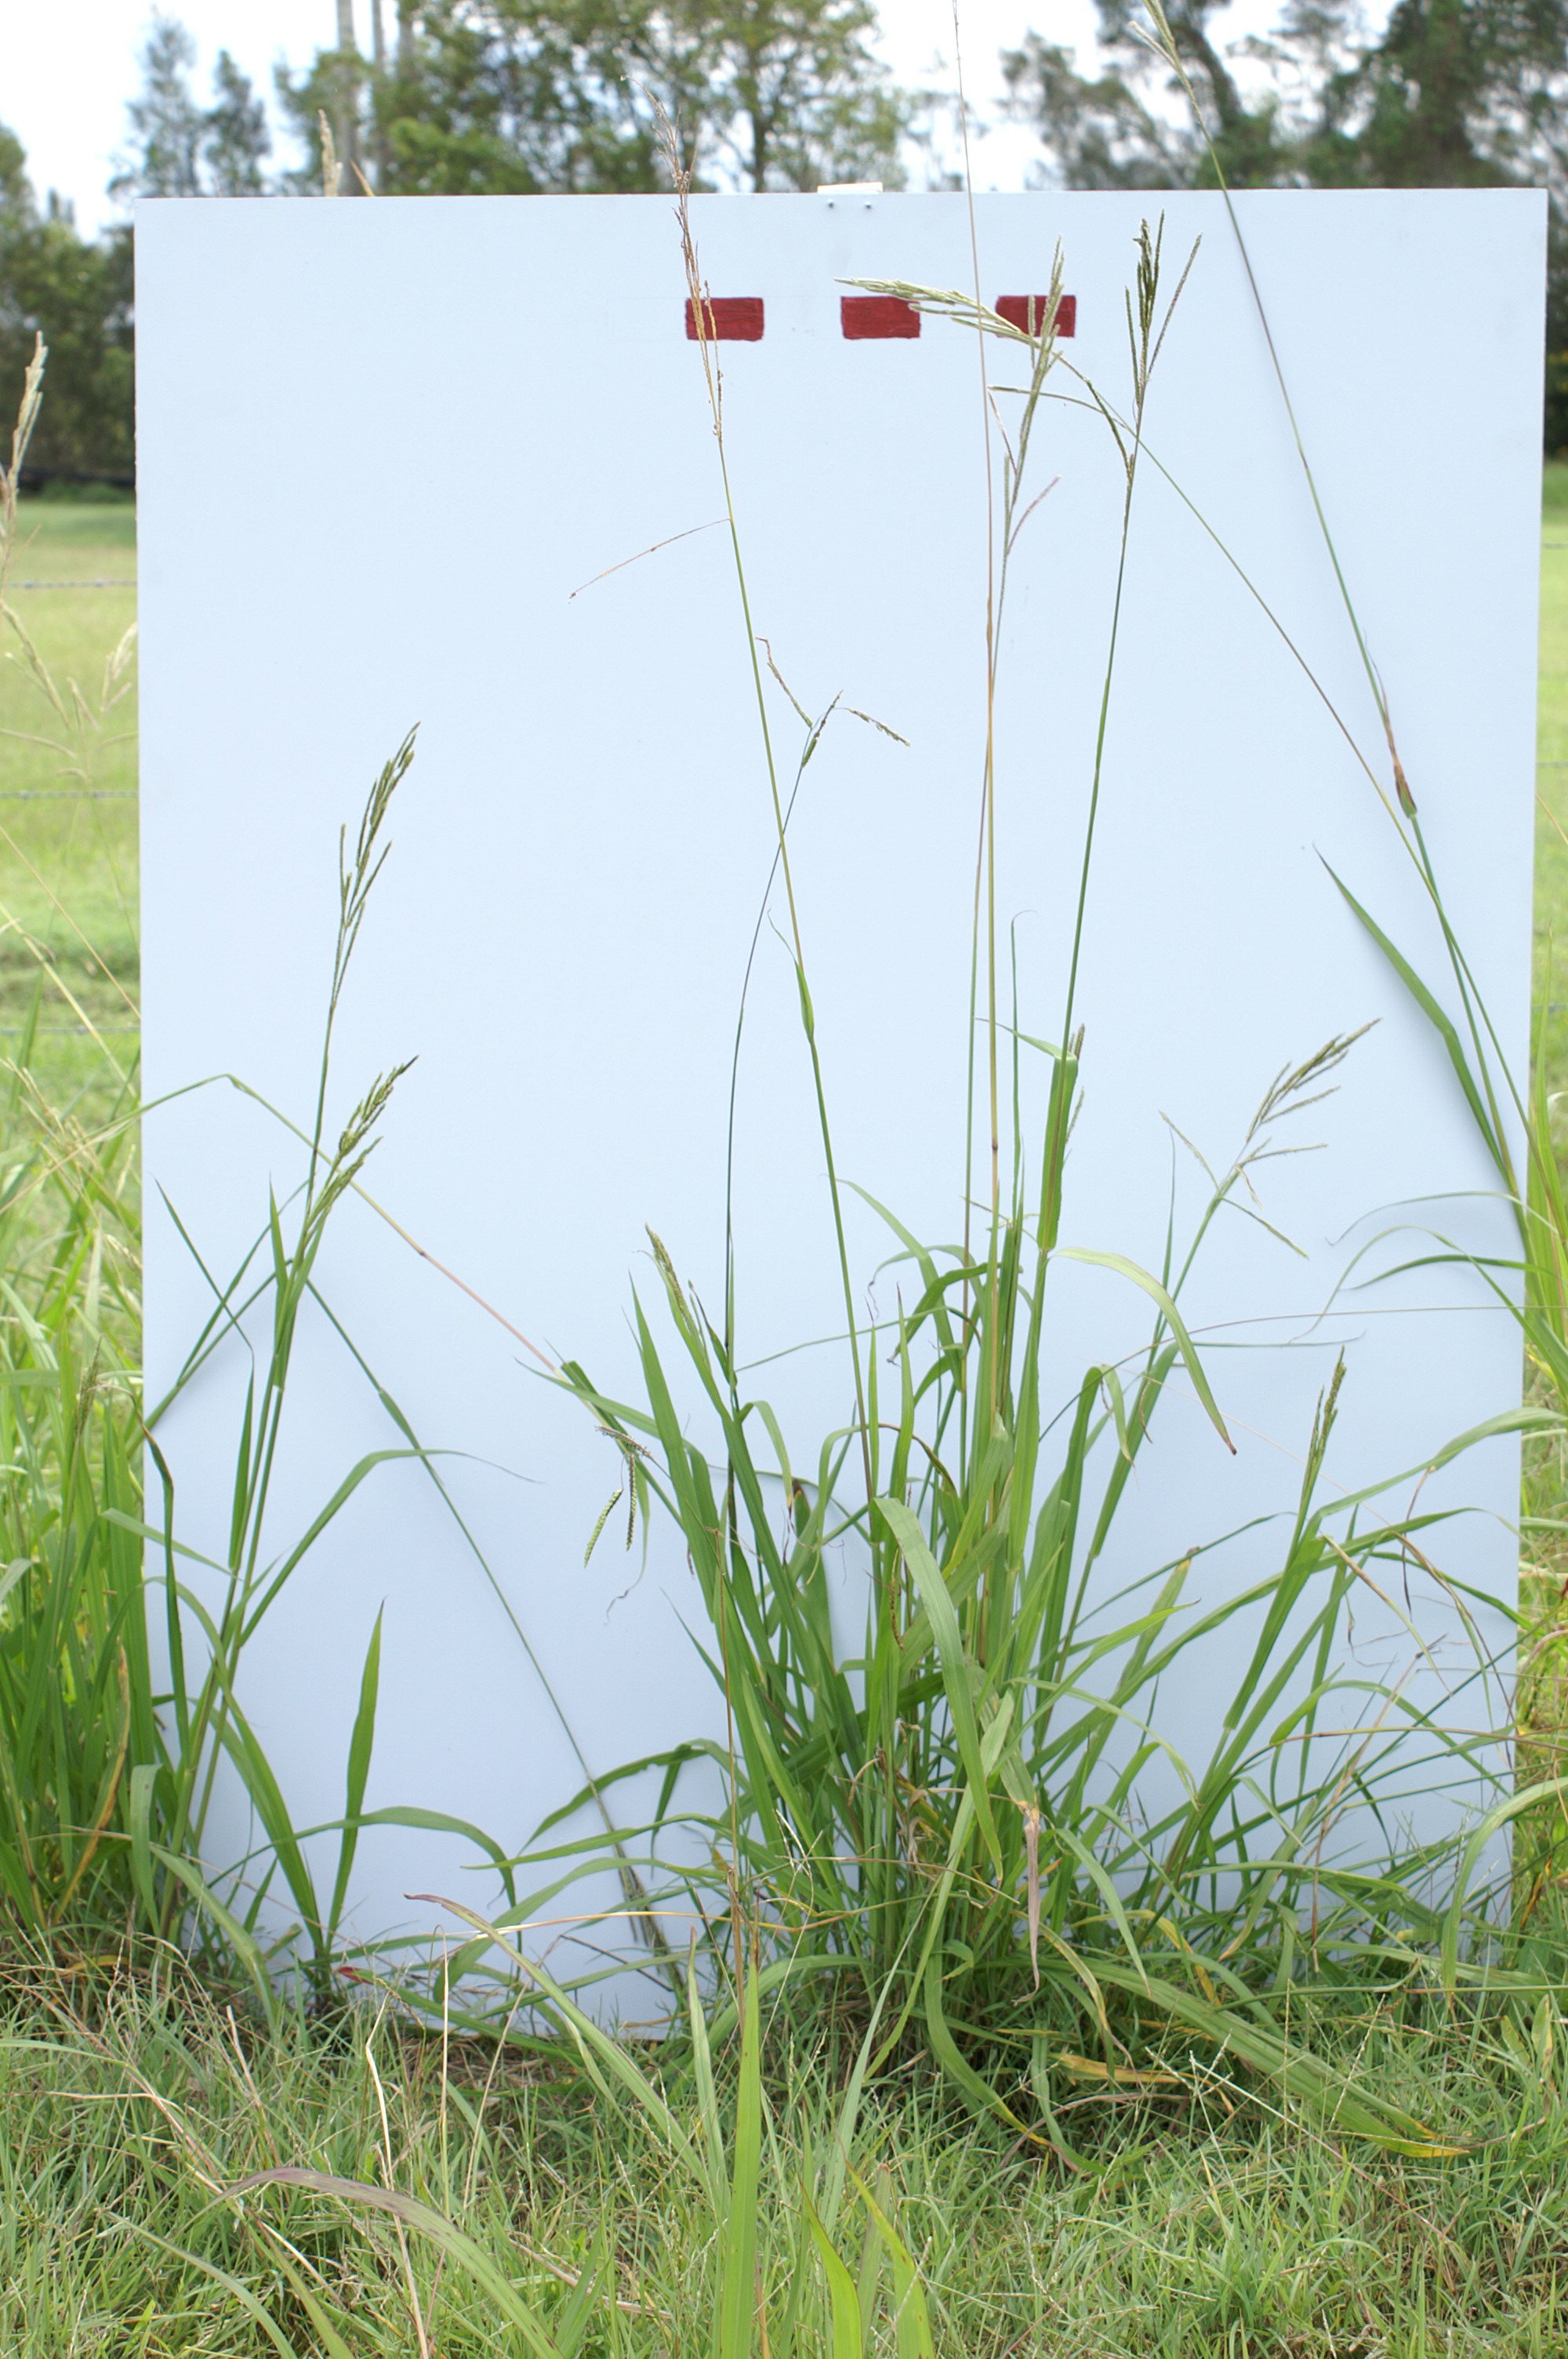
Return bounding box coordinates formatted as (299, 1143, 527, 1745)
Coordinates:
(666, 122, 873, 1516)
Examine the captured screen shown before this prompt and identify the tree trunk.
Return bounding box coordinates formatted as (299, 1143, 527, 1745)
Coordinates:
(397, 0, 416, 78)
(333, 0, 364, 191)
(369, 0, 390, 190)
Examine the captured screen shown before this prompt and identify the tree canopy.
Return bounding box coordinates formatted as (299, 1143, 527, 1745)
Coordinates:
(1006, 0, 1568, 419)
(278, 0, 913, 196)
(1004, 1, 1568, 206)
(111, 13, 271, 202)
(0, 130, 132, 482)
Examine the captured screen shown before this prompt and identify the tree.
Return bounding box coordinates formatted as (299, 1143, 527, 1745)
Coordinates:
(112, 14, 273, 201)
(1005, 0, 1568, 438)
(278, 0, 912, 196)
(111, 14, 205, 199)
(321, 0, 368, 191)
(1005, 0, 1568, 194)
(657, 0, 911, 191)
(281, 0, 658, 193)
(203, 50, 272, 195)
(0, 129, 133, 482)
(1317, 0, 1568, 187)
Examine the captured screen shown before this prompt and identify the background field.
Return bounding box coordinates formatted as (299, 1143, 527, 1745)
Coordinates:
(0, 496, 136, 1121)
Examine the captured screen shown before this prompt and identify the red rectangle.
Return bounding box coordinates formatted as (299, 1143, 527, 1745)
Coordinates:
(996, 293, 1076, 339)
(840, 295, 920, 340)
(685, 296, 765, 342)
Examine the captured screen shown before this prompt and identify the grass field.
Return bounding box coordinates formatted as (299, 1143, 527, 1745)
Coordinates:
(5, 489, 1568, 2353)
(0, 496, 138, 1120)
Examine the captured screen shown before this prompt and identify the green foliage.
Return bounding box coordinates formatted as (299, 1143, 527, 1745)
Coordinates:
(109, 13, 270, 202)
(239, 1910, 941, 2359)
(0, 22, 1565, 2348)
(0, 353, 457, 1987)
(1307, 0, 1568, 191)
(0, 343, 143, 1932)
(0, 496, 137, 1138)
(0, 1065, 143, 1933)
(1004, 0, 1290, 190)
(1006, 0, 1568, 373)
(278, 0, 913, 195)
(110, 15, 205, 200)
(203, 50, 274, 197)
(1547, 351, 1568, 456)
(0, 2, 1563, 2247)
(0, 135, 132, 485)
(1007, 0, 1568, 194)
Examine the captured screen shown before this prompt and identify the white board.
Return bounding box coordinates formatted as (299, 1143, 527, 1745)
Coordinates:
(136, 187, 1544, 1990)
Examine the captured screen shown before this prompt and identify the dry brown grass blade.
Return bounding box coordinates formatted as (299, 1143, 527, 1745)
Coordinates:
(318, 110, 343, 195)
(568, 518, 724, 599)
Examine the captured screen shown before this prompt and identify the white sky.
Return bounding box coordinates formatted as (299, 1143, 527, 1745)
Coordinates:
(5, 0, 1334, 234)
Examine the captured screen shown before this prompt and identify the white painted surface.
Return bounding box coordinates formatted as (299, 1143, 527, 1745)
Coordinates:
(136, 188, 1544, 1994)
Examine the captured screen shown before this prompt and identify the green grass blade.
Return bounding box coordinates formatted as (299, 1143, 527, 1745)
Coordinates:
(875, 1496, 1002, 1867)
(804, 2197, 864, 2359)
(325, 1606, 383, 1939)
(1055, 1249, 1234, 1451)
(715, 1963, 763, 2359)
(1324, 861, 1512, 1186)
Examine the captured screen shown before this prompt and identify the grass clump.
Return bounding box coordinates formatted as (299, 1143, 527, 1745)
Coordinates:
(3, 70, 1568, 2350)
(510, 165, 1542, 2164)
(0, 336, 144, 1937)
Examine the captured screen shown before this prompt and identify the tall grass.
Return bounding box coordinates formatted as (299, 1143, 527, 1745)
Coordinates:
(131, 732, 428, 1997)
(508, 166, 1543, 2157)
(0, 345, 499, 1993)
(0, 1049, 147, 1935)
(0, 43, 1552, 2200)
(0, 339, 149, 1936)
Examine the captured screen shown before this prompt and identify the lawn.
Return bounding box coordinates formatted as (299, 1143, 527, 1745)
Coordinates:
(5, 488, 1568, 2354)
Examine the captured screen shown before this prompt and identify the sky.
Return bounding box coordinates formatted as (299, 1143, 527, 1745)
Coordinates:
(4, 0, 1319, 235)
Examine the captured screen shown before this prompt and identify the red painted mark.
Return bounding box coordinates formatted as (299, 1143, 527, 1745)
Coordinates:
(685, 296, 765, 342)
(996, 293, 1076, 339)
(841, 295, 920, 340)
